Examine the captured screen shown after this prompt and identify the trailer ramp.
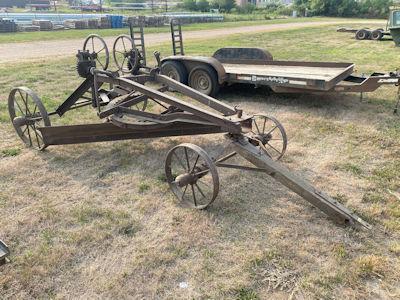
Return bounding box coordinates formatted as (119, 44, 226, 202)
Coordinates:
(229, 135, 371, 229)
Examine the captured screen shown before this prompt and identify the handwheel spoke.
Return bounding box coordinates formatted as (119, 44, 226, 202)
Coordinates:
(96, 57, 105, 69)
(193, 169, 209, 177)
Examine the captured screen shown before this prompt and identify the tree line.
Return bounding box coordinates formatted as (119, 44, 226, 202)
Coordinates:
(180, 0, 394, 19)
(294, 0, 394, 18)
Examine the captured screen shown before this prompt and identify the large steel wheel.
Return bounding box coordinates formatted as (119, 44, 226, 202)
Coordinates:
(8, 87, 51, 150)
(165, 143, 219, 209)
(83, 34, 110, 70)
(113, 35, 138, 74)
(249, 114, 287, 161)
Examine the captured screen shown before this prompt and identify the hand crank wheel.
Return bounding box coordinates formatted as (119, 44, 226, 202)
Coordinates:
(249, 114, 287, 161)
(8, 87, 51, 151)
(112, 35, 140, 74)
(165, 143, 219, 209)
(83, 34, 110, 70)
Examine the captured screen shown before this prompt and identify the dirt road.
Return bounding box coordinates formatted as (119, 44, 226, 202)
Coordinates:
(0, 20, 382, 63)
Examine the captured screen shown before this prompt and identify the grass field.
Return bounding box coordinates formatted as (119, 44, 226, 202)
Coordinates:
(0, 24, 399, 299)
(0, 17, 374, 44)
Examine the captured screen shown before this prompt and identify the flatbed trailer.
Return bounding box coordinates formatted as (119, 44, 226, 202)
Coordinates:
(155, 20, 400, 113)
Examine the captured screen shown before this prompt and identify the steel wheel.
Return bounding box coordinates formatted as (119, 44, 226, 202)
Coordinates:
(113, 35, 138, 73)
(249, 114, 287, 161)
(165, 143, 219, 209)
(8, 87, 51, 150)
(83, 34, 109, 70)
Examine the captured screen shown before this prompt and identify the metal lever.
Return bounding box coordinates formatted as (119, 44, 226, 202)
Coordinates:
(154, 51, 161, 67)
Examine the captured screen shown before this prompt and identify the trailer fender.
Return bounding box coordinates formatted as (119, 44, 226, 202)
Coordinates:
(212, 47, 273, 64)
(161, 56, 227, 84)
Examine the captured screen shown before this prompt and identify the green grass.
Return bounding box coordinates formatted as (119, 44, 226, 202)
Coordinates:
(0, 23, 399, 299)
(0, 17, 364, 44)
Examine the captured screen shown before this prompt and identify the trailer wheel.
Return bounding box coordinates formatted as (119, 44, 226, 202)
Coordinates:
(355, 29, 370, 40)
(371, 29, 384, 41)
(188, 65, 220, 97)
(161, 61, 188, 84)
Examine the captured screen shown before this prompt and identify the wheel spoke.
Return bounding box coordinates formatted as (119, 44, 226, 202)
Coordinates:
(95, 46, 106, 54)
(184, 148, 190, 171)
(14, 99, 25, 115)
(96, 57, 105, 69)
(266, 142, 282, 155)
(195, 183, 206, 199)
(91, 37, 95, 52)
(172, 151, 187, 172)
(254, 119, 261, 134)
(266, 125, 278, 136)
(121, 38, 127, 51)
(193, 169, 209, 177)
(190, 154, 200, 173)
(182, 184, 188, 200)
(26, 125, 33, 146)
(191, 184, 197, 206)
(262, 118, 267, 133)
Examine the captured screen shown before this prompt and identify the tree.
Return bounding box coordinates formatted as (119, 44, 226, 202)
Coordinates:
(183, 0, 197, 10)
(212, 0, 235, 12)
(196, 0, 210, 12)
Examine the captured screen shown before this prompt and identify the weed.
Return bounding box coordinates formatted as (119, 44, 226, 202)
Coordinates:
(138, 182, 151, 193)
(1, 148, 21, 157)
(236, 288, 259, 300)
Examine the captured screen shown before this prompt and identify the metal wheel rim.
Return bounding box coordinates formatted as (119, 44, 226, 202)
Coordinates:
(164, 66, 180, 81)
(83, 34, 110, 70)
(8, 87, 51, 150)
(113, 35, 136, 73)
(250, 114, 287, 161)
(190, 70, 212, 95)
(165, 143, 219, 209)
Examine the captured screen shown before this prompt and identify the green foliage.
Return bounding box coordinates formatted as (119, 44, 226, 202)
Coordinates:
(2, 148, 21, 157)
(212, 0, 236, 12)
(182, 0, 198, 11)
(197, 0, 210, 11)
(294, 0, 394, 18)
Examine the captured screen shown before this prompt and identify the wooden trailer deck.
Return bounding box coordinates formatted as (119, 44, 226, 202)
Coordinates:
(222, 61, 355, 91)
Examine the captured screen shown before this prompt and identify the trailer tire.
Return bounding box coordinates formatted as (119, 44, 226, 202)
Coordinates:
(160, 61, 188, 84)
(355, 29, 370, 40)
(371, 29, 384, 41)
(188, 65, 220, 97)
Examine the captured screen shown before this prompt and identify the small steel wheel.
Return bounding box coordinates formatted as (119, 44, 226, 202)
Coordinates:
(249, 114, 287, 161)
(165, 143, 219, 209)
(113, 34, 138, 73)
(8, 87, 51, 150)
(188, 65, 219, 96)
(83, 34, 110, 70)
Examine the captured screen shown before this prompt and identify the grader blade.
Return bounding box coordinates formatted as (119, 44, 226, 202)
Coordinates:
(230, 136, 371, 229)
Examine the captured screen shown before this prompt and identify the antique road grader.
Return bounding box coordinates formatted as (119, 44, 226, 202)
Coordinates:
(7, 26, 371, 229)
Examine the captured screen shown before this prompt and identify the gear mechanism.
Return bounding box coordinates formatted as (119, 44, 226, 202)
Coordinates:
(76, 50, 96, 78)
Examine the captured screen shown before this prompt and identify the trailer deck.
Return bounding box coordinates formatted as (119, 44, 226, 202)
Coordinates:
(223, 61, 355, 91)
